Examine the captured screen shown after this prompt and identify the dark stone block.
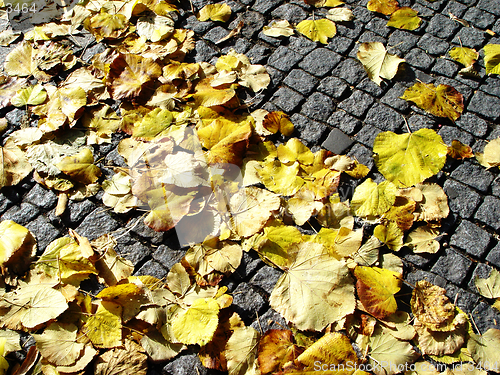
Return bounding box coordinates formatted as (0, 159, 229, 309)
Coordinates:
(1, 203, 40, 226)
(267, 46, 303, 72)
(127, 216, 164, 245)
(486, 242, 500, 269)
(364, 103, 404, 132)
(358, 30, 386, 44)
(468, 91, 500, 122)
(481, 76, 500, 97)
(231, 11, 265, 39)
(431, 58, 460, 77)
(299, 48, 342, 77)
(407, 114, 437, 130)
(232, 283, 267, 321)
(365, 17, 391, 37)
(327, 111, 362, 135)
(250, 266, 282, 295)
(25, 184, 57, 209)
(400, 247, 438, 268)
(388, 30, 419, 54)
(357, 78, 386, 97)
(288, 35, 317, 55)
(284, 69, 319, 95)
(417, 34, 450, 55)
(443, 0, 468, 18)
(192, 40, 218, 63)
(405, 270, 440, 286)
(468, 263, 493, 292)
(472, 302, 500, 333)
(26, 215, 61, 254)
(438, 125, 474, 146)
(426, 13, 460, 39)
(347, 143, 375, 170)
(463, 7, 496, 29)
(444, 283, 480, 314)
(352, 5, 374, 22)
(252, 0, 283, 13)
(405, 48, 434, 71)
(232, 251, 264, 282)
(134, 259, 168, 278)
(455, 112, 489, 137)
(152, 245, 185, 271)
(301, 92, 335, 122)
(266, 66, 286, 90)
(430, 247, 473, 286)
(221, 38, 252, 55)
(258, 30, 283, 47)
(336, 20, 364, 39)
(338, 90, 374, 118)
(381, 84, 411, 112)
(203, 26, 228, 44)
(317, 76, 349, 99)
(331, 58, 366, 85)
(290, 113, 328, 145)
(475, 196, 500, 230)
(354, 124, 381, 148)
(444, 179, 481, 219)
(322, 128, 355, 154)
(271, 3, 308, 23)
(327, 36, 354, 55)
(246, 44, 270, 64)
(450, 220, 491, 258)
(493, 175, 500, 198)
(75, 207, 120, 241)
(477, 0, 500, 16)
(450, 161, 494, 193)
(163, 353, 207, 375)
(451, 27, 487, 49)
(118, 242, 151, 265)
(182, 15, 212, 34)
(63, 199, 97, 225)
(250, 308, 288, 333)
(271, 87, 304, 112)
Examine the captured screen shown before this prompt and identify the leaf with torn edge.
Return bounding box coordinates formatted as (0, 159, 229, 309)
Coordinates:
(357, 42, 405, 86)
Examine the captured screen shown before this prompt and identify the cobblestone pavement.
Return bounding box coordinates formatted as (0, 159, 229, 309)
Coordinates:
(1, 0, 500, 374)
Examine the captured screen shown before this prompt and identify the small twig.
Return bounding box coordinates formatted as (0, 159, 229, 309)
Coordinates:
(403, 117, 412, 134)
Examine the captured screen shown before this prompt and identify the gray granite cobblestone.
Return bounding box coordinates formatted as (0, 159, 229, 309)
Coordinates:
(426, 13, 460, 39)
(331, 58, 366, 85)
(283, 69, 318, 95)
(339, 90, 375, 118)
(450, 161, 494, 193)
(271, 86, 304, 112)
(467, 91, 500, 122)
(267, 46, 303, 72)
(417, 34, 450, 55)
(455, 112, 489, 137)
(327, 111, 362, 135)
(444, 179, 482, 219)
(299, 48, 342, 77)
(450, 220, 492, 258)
(317, 76, 350, 99)
(486, 242, 500, 269)
(322, 128, 355, 155)
(451, 27, 487, 49)
(474, 196, 500, 230)
(301, 92, 335, 122)
(364, 103, 404, 132)
(430, 247, 473, 286)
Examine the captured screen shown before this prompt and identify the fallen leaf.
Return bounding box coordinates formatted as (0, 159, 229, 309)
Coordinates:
(326, 8, 355, 22)
(296, 19, 337, 44)
(449, 47, 478, 68)
(198, 3, 232, 22)
(404, 225, 440, 253)
(0, 220, 36, 278)
(374, 222, 404, 251)
(401, 82, 464, 121)
(56, 147, 102, 185)
(476, 137, 500, 169)
(263, 20, 294, 37)
(367, 0, 399, 15)
(447, 140, 474, 160)
(136, 14, 174, 42)
(81, 300, 122, 348)
(484, 44, 500, 75)
(351, 179, 397, 218)
(411, 280, 456, 331)
(373, 129, 448, 187)
(0, 142, 33, 189)
(94, 339, 147, 375)
(467, 329, 500, 371)
(225, 326, 260, 375)
(11, 84, 47, 107)
(355, 266, 401, 319)
(257, 330, 300, 374)
(386, 7, 421, 30)
(475, 268, 500, 299)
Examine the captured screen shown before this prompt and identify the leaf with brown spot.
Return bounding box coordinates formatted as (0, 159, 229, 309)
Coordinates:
(447, 140, 474, 160)
(367, 0, 399, 15)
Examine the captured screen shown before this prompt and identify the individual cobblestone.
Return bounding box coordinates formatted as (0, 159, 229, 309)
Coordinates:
(249, 267, 282, 295)
(331, 58, 366, 85)
(364, 103, 404, 132)
(438, 125, 474, 146)
(380, 84, 410, 112)
(472, 302, 500, 332)
(407, 114, 437, 130)
(322, 128, 355, 155)
(467, 91, 500, 122)
(327, 36, 354, 55)
(75, 207, 120, 240)
(417, 34, 450, 55)
(356, 78, 386, 97)
(455, 112, 489, 137)
(271, 4, 308, 23)
(290, 113, 328, 145)
(477, 0, 500, 16)
(388, 29, 419, 54)
(288, 35, 317, 55)
(301, 92, 335, 122)
(430, 248, 473, 286)
(271, 87, 304, 112)
(26, 215, 61, 254)
(450, 220, 492, 258)
(475, 196, 500, 230)
(486, 242, 500, 269)
(451, 27, 487, 49)
(426, 13, 460, 39)
(1, 203, 40, 226)
(443, 179, 482, 219)
(444, 283, 480, 314)
(327, 111, 362, 135)
(431, 58, 460, 78)
(404, 48, 434, 71)
(354, 124, 382, 148)
(283, 69, 318, 95)
(232, 283, 267, 322)
(267, 46, 303, 72)
(463, 7, 496, 29)
(338, 90, 375, 118)
(317, 76, 350, 99)
(299, 48, 342, 77)
(347, 143, 375, 170)
(450, 161, 494, 193)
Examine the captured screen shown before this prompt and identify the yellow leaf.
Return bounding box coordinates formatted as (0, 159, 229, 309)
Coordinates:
(0, 142, 33, 189)
(262, 111, 294, 136)
(263, 20, 295, 37)
(225, 326, 260, 375)
(484, 44, 500, 75)
(33, 322, 85, 366)
(270, 242, 355, 331)
(85, 10, 129, 42)
(367, 0, 399, 15)
(198, 3, 232, 22)
(92, 234, 135, 286)
(386, 7, 422, 30)
(405, 225, 440, 253)
(357, 42, 405, 86)
(355, 266, 401, 319)
(476, 137, 500, 169)
(373, 129, 448, 187)
(11, 84, 47, 107)
(257, 329, 298, 374)
(140, 329, 185, 362)
(94, 339, 148, 375)
(287, 190, 324, 226)
(351, 179, 397, 218)
(257, 160, 305, 196)
(312, 227, 363, 259)
(296, 19, 336, 44)
(449, 47, 478, 68)
(467, 329, 500, 371)
(0, 220, 36, 277)
(277, 138, 315, 165)
(56, 147, 101, 184)
(136, 14, 174, 42)
(475, 268, 500, 299)
(171, 298, 220, 346)
(185, 240, 243, 276)
(374, 222, 403, 251)
(82, 300, 122, 348)
(401, 82, 464, 121)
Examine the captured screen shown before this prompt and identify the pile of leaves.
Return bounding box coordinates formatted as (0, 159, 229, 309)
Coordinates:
(1, 0, 500, 374)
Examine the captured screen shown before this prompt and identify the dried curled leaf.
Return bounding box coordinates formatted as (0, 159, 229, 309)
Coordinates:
(296, 19, 336, 44)
(447, 140, 474, 160)
(401, 82, 464, 121)
(263, 20, 294, 37)
(411, 280, 456, 331)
